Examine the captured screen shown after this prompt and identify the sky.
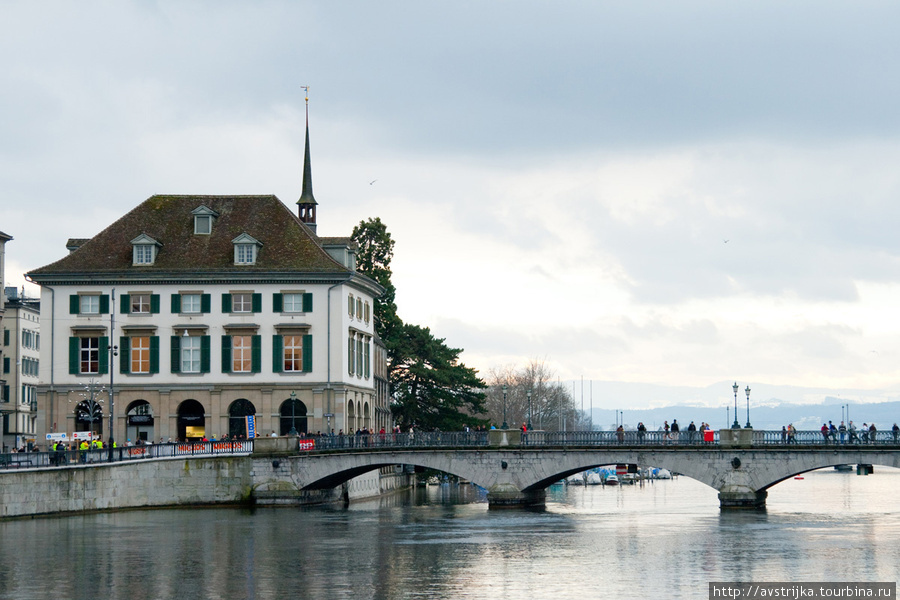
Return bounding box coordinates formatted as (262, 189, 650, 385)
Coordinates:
(4, 1, 900, 409)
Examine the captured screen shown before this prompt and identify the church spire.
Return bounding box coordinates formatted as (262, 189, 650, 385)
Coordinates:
(297, 85, 317, 234)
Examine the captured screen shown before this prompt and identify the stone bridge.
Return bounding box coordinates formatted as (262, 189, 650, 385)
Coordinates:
(254, 434, 900, 509)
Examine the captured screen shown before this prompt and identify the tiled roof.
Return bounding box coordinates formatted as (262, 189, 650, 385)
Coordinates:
(29, 195, 349, 277)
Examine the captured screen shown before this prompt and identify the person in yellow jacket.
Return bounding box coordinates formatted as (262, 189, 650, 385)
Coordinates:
(79, 440, 89, 463)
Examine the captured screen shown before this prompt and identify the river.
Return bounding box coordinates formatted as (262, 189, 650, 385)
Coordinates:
(1, 467, 898, 600)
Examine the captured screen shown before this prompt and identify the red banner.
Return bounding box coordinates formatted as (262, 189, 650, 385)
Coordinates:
(298, 439, 316, 451)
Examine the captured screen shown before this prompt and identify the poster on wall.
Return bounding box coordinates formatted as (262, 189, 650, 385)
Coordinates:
(245, 415, 256, 439)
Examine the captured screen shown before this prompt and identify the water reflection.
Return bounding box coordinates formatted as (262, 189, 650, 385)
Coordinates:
(0, 469, 898, 600)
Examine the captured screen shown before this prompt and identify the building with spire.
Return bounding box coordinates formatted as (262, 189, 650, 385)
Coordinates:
(27, 110, 388, 443)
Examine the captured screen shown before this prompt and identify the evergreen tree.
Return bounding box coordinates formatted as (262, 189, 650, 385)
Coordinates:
(351, 218, 487, 430)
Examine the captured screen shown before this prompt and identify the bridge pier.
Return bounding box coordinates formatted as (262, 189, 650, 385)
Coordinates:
(486, 484, 546, 509)
(718, 489, 767, 509)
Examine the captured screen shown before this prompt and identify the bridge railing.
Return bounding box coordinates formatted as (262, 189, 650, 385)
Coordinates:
(312, 432, 490, 450)
(0, 440, 254, 471)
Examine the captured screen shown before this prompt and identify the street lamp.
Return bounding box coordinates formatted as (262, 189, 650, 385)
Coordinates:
(501, 384, 508, 430)
(288, 391, 298, 436)
(527, 389, 533, 431)
(732, 382, 741, 429)
(745, 385, 752, 428)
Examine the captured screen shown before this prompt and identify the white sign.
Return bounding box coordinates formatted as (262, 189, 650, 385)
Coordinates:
(46, 433, 68, 441)
(72, 431, 94, 440)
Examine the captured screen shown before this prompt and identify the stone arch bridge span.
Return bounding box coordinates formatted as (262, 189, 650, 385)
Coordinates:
(261, 441, 900, 509)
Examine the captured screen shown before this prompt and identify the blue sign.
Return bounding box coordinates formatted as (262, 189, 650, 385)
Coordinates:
(245, 415, 256, 438)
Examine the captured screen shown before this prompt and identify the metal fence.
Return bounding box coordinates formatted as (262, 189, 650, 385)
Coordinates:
(3, 430, 899, 471)
(0, 440, 253, 471)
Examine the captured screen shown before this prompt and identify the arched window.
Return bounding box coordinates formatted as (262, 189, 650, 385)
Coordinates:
(177, 399, 206, 441)
(363, 401, 370, 429)
(279, 397, 308, 436)
(228, 399, 257, 439)
(126, 400, 154, 443)
(347, 400, 356, 431)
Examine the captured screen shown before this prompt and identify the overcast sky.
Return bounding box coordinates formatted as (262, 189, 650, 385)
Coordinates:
(4, 1, 900, 408)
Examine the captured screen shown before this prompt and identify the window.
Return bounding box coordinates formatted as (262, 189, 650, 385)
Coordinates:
(134, 245, 154, 264)
(233, 293, 253, 313)
(283, 293, 303, 313)
(130, 234, 160, 265)
(283, 335, 303, 372)
(232, 336, 253, 373)
(119, 335, 159, 375)
(68, 336, 109, 374)
(182, 294, 201, 313)
(348, 294, 355, 318)
(356, 298, 363, 320)
(131, 293, 151, 314)
(172, 293, 210, 314)
(81, 295, 100, 314)
(364, 302, 370, 324)
(274, 292, 312, 313)
(223, 292, 260, 314)
(348, 334, 355, 376)
(130, 336, 150, 374)
(171, 334, 210, 374)
(181, 336, 201, 373)
(80, 338, 100, 374)
(195, 215, 212, 234)
(192, 205, 219, 234)
(232, 233, 261, 265)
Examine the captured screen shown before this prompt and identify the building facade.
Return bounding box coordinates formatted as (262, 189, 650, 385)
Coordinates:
(27, 126, 389, 444)
(1, 287, 41, 451)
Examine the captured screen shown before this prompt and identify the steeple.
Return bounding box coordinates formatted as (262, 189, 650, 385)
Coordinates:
(297, 85, 318, 234)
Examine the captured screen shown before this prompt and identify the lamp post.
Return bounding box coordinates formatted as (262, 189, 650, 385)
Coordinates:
(501, 384, 508, 430)
(288, 391, 298, 436)
(527, 389, 533, 431)
(108, 288, 117, 461)
(732, 382, 740, 429)
(745, 385, 752, 428)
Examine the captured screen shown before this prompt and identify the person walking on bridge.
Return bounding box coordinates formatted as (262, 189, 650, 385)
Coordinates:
(893, 423, 899, 444)
(839, 421, 847, 444)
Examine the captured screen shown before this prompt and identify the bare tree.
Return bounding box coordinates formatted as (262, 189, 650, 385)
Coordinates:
(485, 359, 585, 430)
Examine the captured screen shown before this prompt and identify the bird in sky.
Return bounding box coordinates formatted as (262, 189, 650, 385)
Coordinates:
(369, 179, 377, 185)
(723, 239, 730, 244)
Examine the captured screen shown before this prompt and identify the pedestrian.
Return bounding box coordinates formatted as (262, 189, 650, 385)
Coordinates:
(868, 423, 877, 443)
(821, 423, 830, 443)
(781, 426, 787, 443)
(861, 423, 869, 443)
(892, 423, 899, 443)
(787, 424, 796, 444)
(838, 421, 847, 444)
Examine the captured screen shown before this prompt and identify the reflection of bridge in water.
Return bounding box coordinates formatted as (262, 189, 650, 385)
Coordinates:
(273, 429, 900, 509)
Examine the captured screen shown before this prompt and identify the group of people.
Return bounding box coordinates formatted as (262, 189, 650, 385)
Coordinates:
(814, 420, 900, 444)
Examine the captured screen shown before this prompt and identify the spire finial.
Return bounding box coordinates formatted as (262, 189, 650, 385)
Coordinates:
(297, 85, 317, 232)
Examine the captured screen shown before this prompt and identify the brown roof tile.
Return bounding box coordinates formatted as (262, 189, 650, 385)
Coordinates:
(29, 195, 349, 277)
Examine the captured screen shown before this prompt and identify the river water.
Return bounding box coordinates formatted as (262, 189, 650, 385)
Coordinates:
(1, 468, 898, 600)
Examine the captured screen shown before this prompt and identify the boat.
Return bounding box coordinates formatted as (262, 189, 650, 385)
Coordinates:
(655, 469, 672, 479)
(834, 464, 854, 472)
(605, 474, 619, 486)
(566, 473, 585, 485)
(585, 471, 603, 485)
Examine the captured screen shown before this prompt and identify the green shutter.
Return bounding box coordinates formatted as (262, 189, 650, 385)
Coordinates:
(221, 335, 232, 373)
(303, 292, 313, 313)
(171, 336, 181, 374)
(171, 294, 181, 314)
(70, 295, 80, 314)
(150, 294, 160, 314)
(150, 336, 159, 373)
(200, 335, 211, 373)
(120, 294, 130, 314)
(99, 295, 110, 315)
(222, 293, 232, 313)
(69, 337, 80, 374)
(251, 335, 261, 373)
(3, 329, 9, 346)
(99, 336, 109, 374)
(273, 293, 283, 313)
(303, 334, 313, 372)
(120, 336, 131, 374)
(272, 335, 283, 373)
(252, 293, 262, 313)
(3, 357, 9, 374)
(201, 294, 211, 314)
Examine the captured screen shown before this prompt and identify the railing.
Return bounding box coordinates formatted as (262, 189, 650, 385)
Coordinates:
(3, 430, 899, 471)
(0, 440, 253, 471)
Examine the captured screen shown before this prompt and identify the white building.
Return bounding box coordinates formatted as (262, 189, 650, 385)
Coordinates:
(27, 125, 387, 444)
(1, 287, 41, 451)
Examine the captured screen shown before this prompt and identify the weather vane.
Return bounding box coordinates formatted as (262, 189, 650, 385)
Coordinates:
(302, 85, 309, 106)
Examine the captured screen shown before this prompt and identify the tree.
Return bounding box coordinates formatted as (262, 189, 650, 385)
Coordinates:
(390, 323, 487, 431)
(352, 218, 488, 431)
(351, 217, 402, 350)
(485, 359, 585, 430)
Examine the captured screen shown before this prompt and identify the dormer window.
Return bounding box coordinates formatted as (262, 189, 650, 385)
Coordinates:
(130, 234, 161, 266)
(192, 205, 219, 235)
(232, 233, 262, 265)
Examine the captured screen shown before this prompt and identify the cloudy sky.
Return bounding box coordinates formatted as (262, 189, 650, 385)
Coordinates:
(4, 1, 900, 408)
